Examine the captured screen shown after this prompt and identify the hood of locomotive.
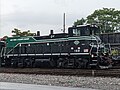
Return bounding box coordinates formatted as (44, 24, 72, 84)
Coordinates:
(5, 35, 101, 56)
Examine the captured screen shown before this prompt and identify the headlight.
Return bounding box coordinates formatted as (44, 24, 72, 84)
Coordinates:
(91, 54, 94, 58)
(84, 49, 89, 52)
(71, 47, 74, 50)
(78, 47, 80, 50)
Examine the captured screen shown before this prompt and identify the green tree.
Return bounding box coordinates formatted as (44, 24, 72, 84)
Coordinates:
(74, 8, 120, 33)
(12, 28, 21, 36)
(74, 18, 86, 26)
(12, 28, 36, 36)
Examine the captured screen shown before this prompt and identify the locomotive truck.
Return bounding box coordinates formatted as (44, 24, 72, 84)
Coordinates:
(0, 25, 112, 68)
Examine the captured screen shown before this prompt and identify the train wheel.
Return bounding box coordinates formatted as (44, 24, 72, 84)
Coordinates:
(75, 59, 88, 69)
(5, 58, 11, 67)
(50, 58, 57, 68)
(11, 58, 18, 68)
(12, 62, 18, 68)
(57, 58, 63, 68)
(75, 61, 82, 68)
(62, 62, 68, 68)
(17, 57, 25, 68)
(25, 57, 34, 68)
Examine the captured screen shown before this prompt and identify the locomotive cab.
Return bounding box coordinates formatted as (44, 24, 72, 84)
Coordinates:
(68, 24, 99, 37)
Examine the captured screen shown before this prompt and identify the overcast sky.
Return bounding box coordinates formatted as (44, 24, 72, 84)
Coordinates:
(0, 0, 120, 37)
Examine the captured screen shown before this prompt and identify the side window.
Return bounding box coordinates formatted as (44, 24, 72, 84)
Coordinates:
(73, 29, 80, 36)
(81, 27, 90, 36)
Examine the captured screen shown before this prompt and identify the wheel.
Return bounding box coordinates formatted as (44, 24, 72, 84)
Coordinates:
(25, 58, 34, 68)
(5, 58, 11, 67)
(75, 61, 82, 68)
(75, 59, 88, 69)
(50, 58, 57, 68)
(57, 58, 63, 68)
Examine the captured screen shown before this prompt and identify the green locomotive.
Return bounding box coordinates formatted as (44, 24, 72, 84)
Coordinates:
(0, 25, 112, 68)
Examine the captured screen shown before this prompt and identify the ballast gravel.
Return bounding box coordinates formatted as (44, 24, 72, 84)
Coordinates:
(0, 73, 120, 90)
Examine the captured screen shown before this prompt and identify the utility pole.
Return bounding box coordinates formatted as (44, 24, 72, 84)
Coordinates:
(63, 13, 66, 33)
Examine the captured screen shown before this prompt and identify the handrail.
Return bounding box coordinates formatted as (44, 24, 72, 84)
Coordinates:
(0, 48, 4, 57)
(89, 43, 100, 56)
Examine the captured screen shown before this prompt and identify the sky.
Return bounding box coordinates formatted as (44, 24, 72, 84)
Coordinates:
(0, 0, 120, 37)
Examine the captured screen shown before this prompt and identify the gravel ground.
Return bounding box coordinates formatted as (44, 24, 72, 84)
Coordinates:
(0, 73, 120, 90)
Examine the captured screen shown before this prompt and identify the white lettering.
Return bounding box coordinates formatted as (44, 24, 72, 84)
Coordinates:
(10, 38, 29, 41)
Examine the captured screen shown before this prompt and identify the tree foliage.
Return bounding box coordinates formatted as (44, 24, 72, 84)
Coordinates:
(12, 28, 36, 36)
(73, 8, 120, 33)
(74, 18, 86, 26)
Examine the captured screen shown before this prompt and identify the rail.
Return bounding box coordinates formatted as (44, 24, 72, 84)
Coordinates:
(0, 68, 120, 77)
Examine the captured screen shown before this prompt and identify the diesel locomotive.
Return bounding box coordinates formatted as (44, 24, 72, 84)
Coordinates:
(0, 25, 112, 68)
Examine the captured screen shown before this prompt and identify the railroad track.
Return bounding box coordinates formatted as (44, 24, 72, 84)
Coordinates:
(0, 68, 120, 77)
